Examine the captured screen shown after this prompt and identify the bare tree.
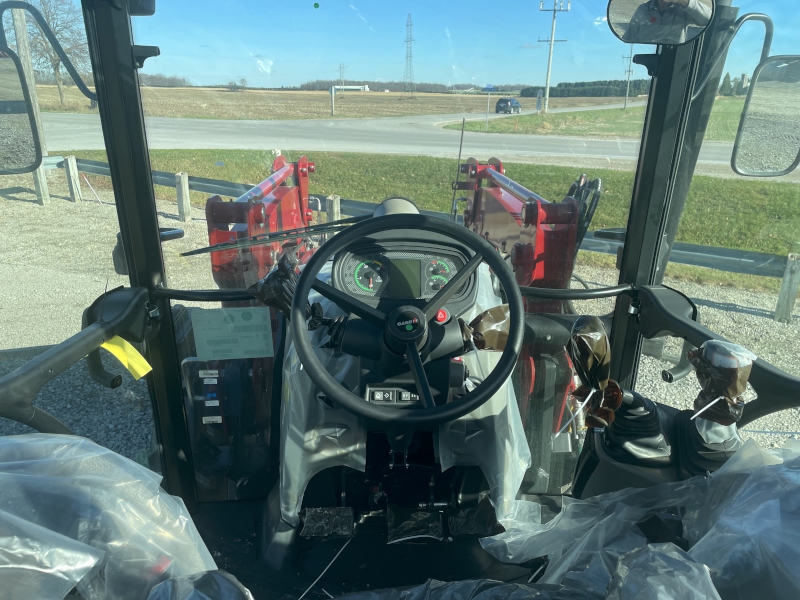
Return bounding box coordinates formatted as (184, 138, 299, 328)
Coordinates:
(239, 78, 247, 89)
(25, 0, 89, 106)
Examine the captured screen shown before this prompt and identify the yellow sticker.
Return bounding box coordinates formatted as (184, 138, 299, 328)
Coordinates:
(100, 336, 152, 380)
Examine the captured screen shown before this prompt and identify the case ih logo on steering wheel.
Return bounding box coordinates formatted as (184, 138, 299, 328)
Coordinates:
(396, 314, 420, 332)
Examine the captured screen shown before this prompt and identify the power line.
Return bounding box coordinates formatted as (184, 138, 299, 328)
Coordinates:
(403, 13, 416, 99)
(539, 0, 571, 114)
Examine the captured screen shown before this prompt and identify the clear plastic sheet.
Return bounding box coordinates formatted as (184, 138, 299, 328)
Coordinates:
(606, 543, 720, 600)
(280, 265, 367, 527)
(336, 578, 599, 600)
(448, 496, 503, 539)
(438, 349, 531, 522)
(300, 507, 354, 538)
(387, 506, 443, 543)
(462, 264, 505, 323)
(0, 508, 104, 600)
(0, 434, 216, 600)
(480, 439, 800, 600)
(146, 570, 254, 600)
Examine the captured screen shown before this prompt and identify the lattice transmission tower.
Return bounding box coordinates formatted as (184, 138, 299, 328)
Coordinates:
(403, 13, 416, 99)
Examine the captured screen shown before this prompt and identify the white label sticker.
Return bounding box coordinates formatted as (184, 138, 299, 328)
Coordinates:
(191, 307, 274, 361)
(198, 370, 218, 378)
(202, 416, 223, 424)
(203, 378, 218, 385)
(205, 400, 220, 407)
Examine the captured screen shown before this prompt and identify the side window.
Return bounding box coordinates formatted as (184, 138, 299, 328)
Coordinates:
(639, 7, 800, 448)
(0, 6, 160, 471)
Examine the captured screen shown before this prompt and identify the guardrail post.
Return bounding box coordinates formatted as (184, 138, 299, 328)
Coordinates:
(176, 172, 191, 222)
(775, 253, 800, 323)
(65, 156, 82, 202)
(326, 194, 341, 222)
(12, 9, 49, 206)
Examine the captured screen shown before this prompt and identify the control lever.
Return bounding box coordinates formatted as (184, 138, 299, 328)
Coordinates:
(662, 339, 696, 383)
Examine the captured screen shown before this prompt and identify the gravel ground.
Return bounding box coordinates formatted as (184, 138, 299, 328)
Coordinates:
(2, 168, 799, 461)
(0, 60, 38, 171)
(0, 171, 215, 461)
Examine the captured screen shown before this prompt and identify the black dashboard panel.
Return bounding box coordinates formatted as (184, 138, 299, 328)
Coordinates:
(332, 235, 478, 318)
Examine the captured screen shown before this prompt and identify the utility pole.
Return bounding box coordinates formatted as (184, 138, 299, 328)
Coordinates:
(403, 14, 416, 99)
(623, 46, 634, 110)
(538, 0, 570, 114)
(11, 8, 50, 206)
(339, 63, 345, 97)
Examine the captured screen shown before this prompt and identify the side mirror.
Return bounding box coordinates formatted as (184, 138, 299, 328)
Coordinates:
(607, 0, 714, 46)
(731, 55, 800, 177)
(0, 47, 42, 175)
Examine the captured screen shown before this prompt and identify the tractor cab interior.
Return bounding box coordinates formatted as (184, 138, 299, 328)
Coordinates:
(1, 0, 800, 599)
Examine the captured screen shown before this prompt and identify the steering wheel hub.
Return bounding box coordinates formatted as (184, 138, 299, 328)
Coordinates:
(387, 305, 428, 347)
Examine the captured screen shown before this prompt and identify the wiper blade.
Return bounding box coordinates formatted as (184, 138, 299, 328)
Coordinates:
(180, 215, 369, 257)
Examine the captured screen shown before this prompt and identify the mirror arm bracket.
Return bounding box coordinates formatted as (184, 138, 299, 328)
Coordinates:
(132, 45, 160, 69)
(633, 54, 659, 77)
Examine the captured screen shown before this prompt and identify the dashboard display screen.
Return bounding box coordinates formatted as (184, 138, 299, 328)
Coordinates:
(388, 259, 421, 297)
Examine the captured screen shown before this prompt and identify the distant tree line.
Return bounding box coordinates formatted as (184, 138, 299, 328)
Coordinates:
(139, 73, 190, 87)
(521, 79, 651, 98)
(299, 80, 529, 93)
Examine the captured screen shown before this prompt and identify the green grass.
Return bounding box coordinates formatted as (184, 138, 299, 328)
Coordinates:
(445, 97, 747, 142)
(75, 148, 800, 259)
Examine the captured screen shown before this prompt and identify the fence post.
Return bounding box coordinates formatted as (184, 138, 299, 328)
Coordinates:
(65, 156, 82, 202)
(326, 194, 341, 223)
(176, 172, 191, 222)
(12, 9, 49, 206)
(775, 253, 800, 323)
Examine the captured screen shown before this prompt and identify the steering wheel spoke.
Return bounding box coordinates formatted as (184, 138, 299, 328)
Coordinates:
(422, 253, 484, 321)
(406, 343, 434, 409)
(312, 279, 387, 328)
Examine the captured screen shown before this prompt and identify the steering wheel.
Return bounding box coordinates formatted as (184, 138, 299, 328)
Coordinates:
(290, 213, 524, 427)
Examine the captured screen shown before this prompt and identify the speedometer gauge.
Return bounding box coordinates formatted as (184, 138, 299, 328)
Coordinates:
(354, 260, 388, 294)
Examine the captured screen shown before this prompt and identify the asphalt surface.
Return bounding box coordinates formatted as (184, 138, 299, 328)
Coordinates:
(39, 101, 734, 166)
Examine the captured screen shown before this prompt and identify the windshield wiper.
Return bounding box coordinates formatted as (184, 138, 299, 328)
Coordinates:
(180, 215, 369, 257)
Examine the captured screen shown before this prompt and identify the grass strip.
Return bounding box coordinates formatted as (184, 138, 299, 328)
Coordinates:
(73, 148, 800, 290)
(444, 97, 746, 142)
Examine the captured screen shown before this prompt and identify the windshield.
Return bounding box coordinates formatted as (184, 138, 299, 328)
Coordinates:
(126, 1, 654, 499)
(1, 0, 798, 502)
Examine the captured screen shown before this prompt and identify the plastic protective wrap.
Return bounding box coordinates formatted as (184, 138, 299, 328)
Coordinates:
(566, 317, 621, 428)
(606, 543, 720, 600)
(0, 508, 104, 600)
(280, 264, 367, 527)
(438, 349, 531, 522)
(480, 439, 800, 600)
(469, 305, 511, 351)
(337, 578, 599, 600)
(146, 570, 254, 600)
(387, 506, 443, 543)
(0, 434, 216, 600)
(688, 340, 757, 426)
(300, 507, 354, 538)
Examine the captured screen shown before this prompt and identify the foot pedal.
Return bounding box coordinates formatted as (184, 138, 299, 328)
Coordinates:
(300, 507, 354, 538)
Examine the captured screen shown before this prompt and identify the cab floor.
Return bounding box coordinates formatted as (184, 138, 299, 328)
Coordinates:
(193, 501, 541, 600)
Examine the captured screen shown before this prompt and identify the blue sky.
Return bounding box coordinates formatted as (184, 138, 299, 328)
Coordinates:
(130, 0, 798, 88)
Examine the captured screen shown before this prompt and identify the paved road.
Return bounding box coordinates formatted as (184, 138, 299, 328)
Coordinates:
(40, 101, 734, 165)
